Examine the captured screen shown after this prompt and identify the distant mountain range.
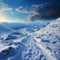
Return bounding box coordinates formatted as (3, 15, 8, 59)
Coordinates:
(0, 21, 50, 34)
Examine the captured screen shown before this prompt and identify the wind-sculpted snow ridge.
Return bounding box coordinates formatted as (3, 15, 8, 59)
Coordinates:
(33, 18, 60, 60)
(0, 18, 60, 60)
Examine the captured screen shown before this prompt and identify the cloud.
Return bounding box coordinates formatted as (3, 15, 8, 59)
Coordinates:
(1, 0, 60, 22)
(0, 2, 13, 13)
(16, 6, 38, 15)
(0, 7, 13, 12)
(28, 0, 60, 21)
(16, 0, 60, 21)
(16, 6, 29, 14)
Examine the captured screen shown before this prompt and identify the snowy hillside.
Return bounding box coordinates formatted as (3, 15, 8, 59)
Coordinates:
(0, 18, 60, 60)
(0, 23, 12, 34)
(33, 18, 60, 60)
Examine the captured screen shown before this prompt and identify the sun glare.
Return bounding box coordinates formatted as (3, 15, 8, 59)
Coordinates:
(0, 15, 25, 23)
(0, 16, 7, 22)
(0, 16, 12, 22)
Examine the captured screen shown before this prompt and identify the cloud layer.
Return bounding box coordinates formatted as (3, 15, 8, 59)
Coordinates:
(0, 0, 60, 22)
(16, 0, 60, 21)
(28, 0, 60, 21)
(0, 2, 13, 12)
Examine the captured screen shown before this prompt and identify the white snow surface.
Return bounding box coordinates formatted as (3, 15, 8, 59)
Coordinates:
(0, 18, 60, 60)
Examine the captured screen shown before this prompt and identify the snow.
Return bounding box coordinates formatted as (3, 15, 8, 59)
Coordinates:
(0, 18, 60, 60)
(33, 18, 60, 60)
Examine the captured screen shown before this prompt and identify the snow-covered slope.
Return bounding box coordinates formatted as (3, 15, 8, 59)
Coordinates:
(33, 18, 60, 60)
(0, 23, 12, 34)
(0, 18, 60, 60)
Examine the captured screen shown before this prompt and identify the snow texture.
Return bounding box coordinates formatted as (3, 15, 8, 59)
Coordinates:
(0, 18, 60, 60)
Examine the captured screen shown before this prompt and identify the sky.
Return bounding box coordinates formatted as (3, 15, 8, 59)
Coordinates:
(0, 0, 60, 23)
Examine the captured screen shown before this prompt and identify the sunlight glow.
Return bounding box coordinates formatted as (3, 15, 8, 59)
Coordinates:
(0, 15, 26, 23)
(0, 16, 10, 22)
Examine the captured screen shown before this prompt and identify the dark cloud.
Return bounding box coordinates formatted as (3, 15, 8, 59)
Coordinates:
(29, 0, 60, 20)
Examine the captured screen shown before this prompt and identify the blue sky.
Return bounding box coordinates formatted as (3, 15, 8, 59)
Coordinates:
(0, 0, 60, 22)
